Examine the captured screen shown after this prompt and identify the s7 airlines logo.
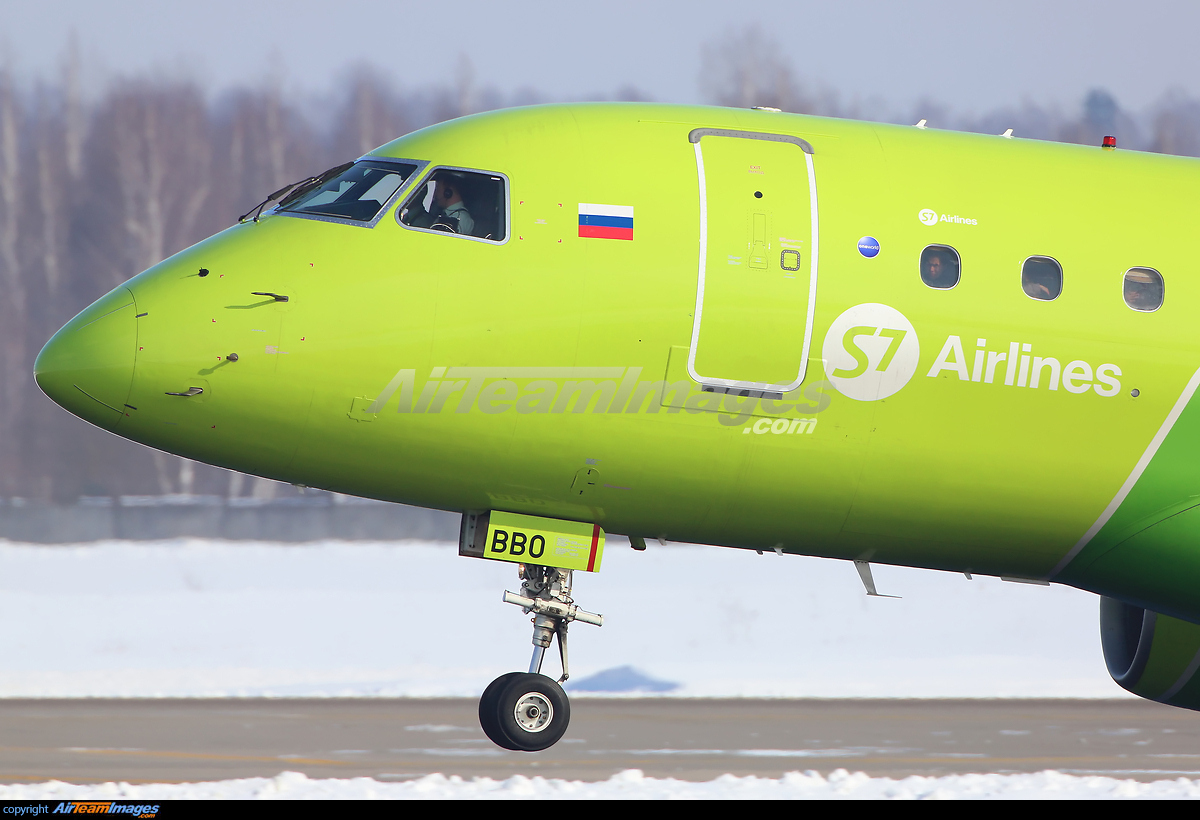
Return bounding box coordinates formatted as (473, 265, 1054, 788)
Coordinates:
(822, 304, 921, 401)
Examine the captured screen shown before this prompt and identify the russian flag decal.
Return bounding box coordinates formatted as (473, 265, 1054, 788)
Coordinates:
(578, 203, 634, 240)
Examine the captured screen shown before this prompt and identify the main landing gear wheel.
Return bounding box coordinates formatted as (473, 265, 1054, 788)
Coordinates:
(479, 672, 571, 751)
(477, 563, 603, 751)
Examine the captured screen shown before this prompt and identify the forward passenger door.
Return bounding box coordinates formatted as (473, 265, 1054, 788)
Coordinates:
(687, 128, 818, 393)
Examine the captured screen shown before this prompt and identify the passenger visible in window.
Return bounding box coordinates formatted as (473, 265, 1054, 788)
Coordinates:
(1021, 256, 1062, 301)
(1124, 268, 1163, 312)
(429, 173, 475, 235)
(920, 245, 960, 289)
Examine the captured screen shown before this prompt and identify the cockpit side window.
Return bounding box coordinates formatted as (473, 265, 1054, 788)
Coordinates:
(398, 168, 508, 243)
(279, 160, 418, 225)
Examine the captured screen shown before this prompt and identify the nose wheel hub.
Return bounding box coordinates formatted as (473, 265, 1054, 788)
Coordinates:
(513, 692, 554, 733)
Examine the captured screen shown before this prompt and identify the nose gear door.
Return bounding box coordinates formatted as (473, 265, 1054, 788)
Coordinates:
(687, 128, 818, 393)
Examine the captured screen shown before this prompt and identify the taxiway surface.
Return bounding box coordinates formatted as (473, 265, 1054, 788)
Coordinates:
(0, 698, 1196, 784)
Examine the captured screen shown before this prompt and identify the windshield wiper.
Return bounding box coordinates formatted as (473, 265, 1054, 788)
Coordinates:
(237, 162, 355, 224)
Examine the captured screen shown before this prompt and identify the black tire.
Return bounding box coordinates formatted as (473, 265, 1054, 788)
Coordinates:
(494, 673, 571, 752)
(479, 672, 522, 750)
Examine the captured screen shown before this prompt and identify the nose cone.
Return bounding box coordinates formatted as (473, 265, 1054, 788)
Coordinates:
(34, 286, 138, 431)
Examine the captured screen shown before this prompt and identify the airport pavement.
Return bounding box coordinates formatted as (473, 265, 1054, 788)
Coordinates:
(0, 698, 1197, 784)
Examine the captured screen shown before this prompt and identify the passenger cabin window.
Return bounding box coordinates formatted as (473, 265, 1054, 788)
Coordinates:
(1021, 256, 1062, 301)
(920, 245, 960, 289)
(1124, 268, 1164, 312)
(279, 160, 418, 224)
(398, 169, 507, 242)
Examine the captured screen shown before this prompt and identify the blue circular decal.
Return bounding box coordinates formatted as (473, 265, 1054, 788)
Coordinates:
(858, 236, 880, 258)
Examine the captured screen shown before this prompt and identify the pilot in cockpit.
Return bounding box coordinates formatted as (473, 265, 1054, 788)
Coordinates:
(398, 168, 504, 241)
(429, 173, 475, 235)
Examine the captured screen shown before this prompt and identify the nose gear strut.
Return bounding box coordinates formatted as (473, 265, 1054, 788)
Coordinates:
(503, 563, 603, 682)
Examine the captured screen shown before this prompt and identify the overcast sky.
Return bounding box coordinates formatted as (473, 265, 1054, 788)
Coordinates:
(3, 0, 1198, 116)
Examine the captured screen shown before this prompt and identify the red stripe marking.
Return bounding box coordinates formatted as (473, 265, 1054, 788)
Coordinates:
(578, 225, 633, 240)
(587, 524, 601, 572)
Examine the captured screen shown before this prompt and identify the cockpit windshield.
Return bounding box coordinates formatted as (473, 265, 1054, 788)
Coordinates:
(278, 160, 418, 223)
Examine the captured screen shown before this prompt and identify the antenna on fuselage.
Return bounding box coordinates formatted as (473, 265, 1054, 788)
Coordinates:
(854, 560, 901, 599)
(915, 119, 927, 129)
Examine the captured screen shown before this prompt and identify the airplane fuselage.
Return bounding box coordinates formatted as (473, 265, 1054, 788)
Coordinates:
(34, 103, 1200, 716)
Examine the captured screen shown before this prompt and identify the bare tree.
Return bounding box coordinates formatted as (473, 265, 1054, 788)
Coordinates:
(455, 54, 476, 118)
(1055, 88, 1141, 149)
(699, 26, 832, 115)
(0, 64, 26, 495)
(62, 34, 85, 181)
(219, 82, 311, 221)
(81, 81, 216, 493)
(331, 66, 412, 160)
(33, 83, 64, 299)
(1150, 89, 1200, 157)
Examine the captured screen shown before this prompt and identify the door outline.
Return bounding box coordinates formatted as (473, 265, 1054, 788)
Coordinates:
(686, 128, 819, 393)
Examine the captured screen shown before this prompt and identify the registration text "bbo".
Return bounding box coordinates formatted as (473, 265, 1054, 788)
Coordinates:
(490, 528, 546, 559)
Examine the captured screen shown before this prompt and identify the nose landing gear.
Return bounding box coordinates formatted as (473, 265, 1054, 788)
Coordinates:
(478, 563, 603, 751)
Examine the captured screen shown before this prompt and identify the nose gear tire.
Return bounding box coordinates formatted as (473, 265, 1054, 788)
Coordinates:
(483, 672, 571, 751)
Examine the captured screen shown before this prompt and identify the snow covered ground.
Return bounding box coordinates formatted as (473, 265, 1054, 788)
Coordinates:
(0, 537, 1124, 698)
(6, 769, 1200, 799)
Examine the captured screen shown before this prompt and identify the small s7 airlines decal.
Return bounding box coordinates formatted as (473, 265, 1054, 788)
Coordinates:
(927, 336, 1122, 396)
(919, 208, 977, 226)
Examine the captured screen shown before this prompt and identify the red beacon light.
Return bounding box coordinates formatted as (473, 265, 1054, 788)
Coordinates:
(1102, 135, 1117, 149)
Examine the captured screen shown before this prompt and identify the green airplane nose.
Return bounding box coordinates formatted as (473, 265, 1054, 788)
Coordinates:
(34, 286, 138, 432)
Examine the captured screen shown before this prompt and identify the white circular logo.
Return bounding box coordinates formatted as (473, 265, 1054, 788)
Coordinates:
(822, 304, 920, 401)
(918, 208, 938, 226)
